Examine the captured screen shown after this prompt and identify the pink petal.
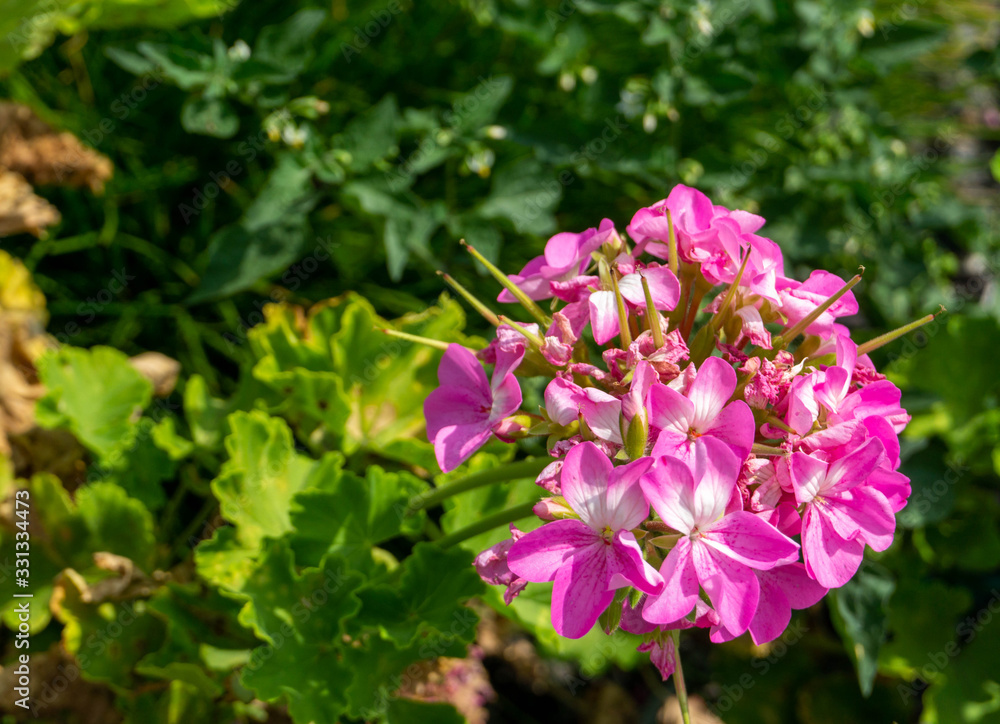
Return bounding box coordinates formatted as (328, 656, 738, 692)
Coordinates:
(702, 511, 800, 570)
(606, 457, 654, 530)
(824, 437, 885, 495)
(610, 531, 664, 595)
(498, 256, 550, 302)
(689, 437, 742, 528)
(508, 518, 600, 582)
(746, 574, 791, 645)
(826, 487, 896, 552)
(687, 357, 737, 431)
(638, 637, 677, 681)
(622, 361, 657, 422)
(490, 373, 522, 422)
(588, 290, 620, 345)
(550, 545, 615, 639)
(863, 416, 900, 469)
(437, 344, 491, 396)
(765, 562, 828, 609)
(789, 451, 829, 506)
(735, 305, 772, 348)
(867, 468, 910, 513)
(801, 505, 865, 588)
(544, 377, 586, 426)
(691, 540, 759, 635)
(580, 388, 623, 445)
(703, 400, 754, 459)
(641, 456, 697, 535)
(560, 441, 614, 529)
(648, 384, 694, 433)
(642, 538, 701, 624)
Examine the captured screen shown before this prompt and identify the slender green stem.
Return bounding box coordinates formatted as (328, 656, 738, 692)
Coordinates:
(751, 442, 787, 456)
(666, 209, 679, 276)
(640, 273, 665, 350)
(461, 240, 551, 327)
(437, 501, 538, 548)
(439, 271, 502, 326)
(380, 327, 452, 351)
(856, 309, 939, 356)
(408, 457, 551, 513)
(773, 269, 863, 347)
(670, 629, 692, 724)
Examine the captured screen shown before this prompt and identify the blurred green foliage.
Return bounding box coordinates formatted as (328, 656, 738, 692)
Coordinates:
(1, 0, 999, 722)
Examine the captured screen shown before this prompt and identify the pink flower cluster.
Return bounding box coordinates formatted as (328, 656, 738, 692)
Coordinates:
(423, 184, 913, 681)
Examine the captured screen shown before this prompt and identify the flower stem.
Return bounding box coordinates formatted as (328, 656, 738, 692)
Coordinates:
(752, 442, 787, 456)
(438, 271, 502, 326)
(773, 268, 864, 347)
(380, 327, 452, 351)
(408, 457, 551, 513)
(666, 209, 679, 276)
(856, 308, 941, 356)
(671, 629, 692, 724)
(437, 501, 538, 548)
(461, 240, 551, 328)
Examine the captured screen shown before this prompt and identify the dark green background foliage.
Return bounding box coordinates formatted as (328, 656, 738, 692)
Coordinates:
(1, 0, 999, 722)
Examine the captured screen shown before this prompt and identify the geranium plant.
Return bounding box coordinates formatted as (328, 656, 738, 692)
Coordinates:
(413, 184, 935, 723)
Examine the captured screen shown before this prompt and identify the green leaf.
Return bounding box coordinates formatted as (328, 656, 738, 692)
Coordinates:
(289, 465, 427, 570)
(921, 596, 1000, 723)
(340, 636, 465, 720)
(236, 541, 364, 724)
(210, 411, 331, 548)
(36, 345, 153, 463)
(477, 157, 561, 236)
(386, 698, 466, 724)
(236, 540, 362, 646)
(181, 96, 240, 138)
(53, 572, 166, 691)
(337, 95, 399, 171)
(878, 566, 973, 680)
(248, 292, 471, 458)
(194, 526, 258, 591)
(354, 543, 483, 647)
(189, 155, 316, 303)
(76, 482, 157, 571)
(252, 8, 326, 79)
(830, 562, 896, 697)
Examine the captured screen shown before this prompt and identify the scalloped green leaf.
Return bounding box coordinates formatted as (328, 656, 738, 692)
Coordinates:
(36, 346, 153, 463)
(288, 465, 427, 570)
(354, 543, 483, 647)
(210, 411, 339, 548)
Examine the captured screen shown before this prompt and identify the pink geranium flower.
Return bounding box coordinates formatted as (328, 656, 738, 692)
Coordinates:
(710, 562, 827, 645)
(507, 442, 664, 638)
(424, 343, 523, 472)
(499, 219, 617, 302)
(789, 438, 894, 588)
(640, 438, 800, 635)
(588, 265, 680, 345)
(776, 270, 859, 337)
(649, 356, 755, 461)
(473, 524, 528, 605)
